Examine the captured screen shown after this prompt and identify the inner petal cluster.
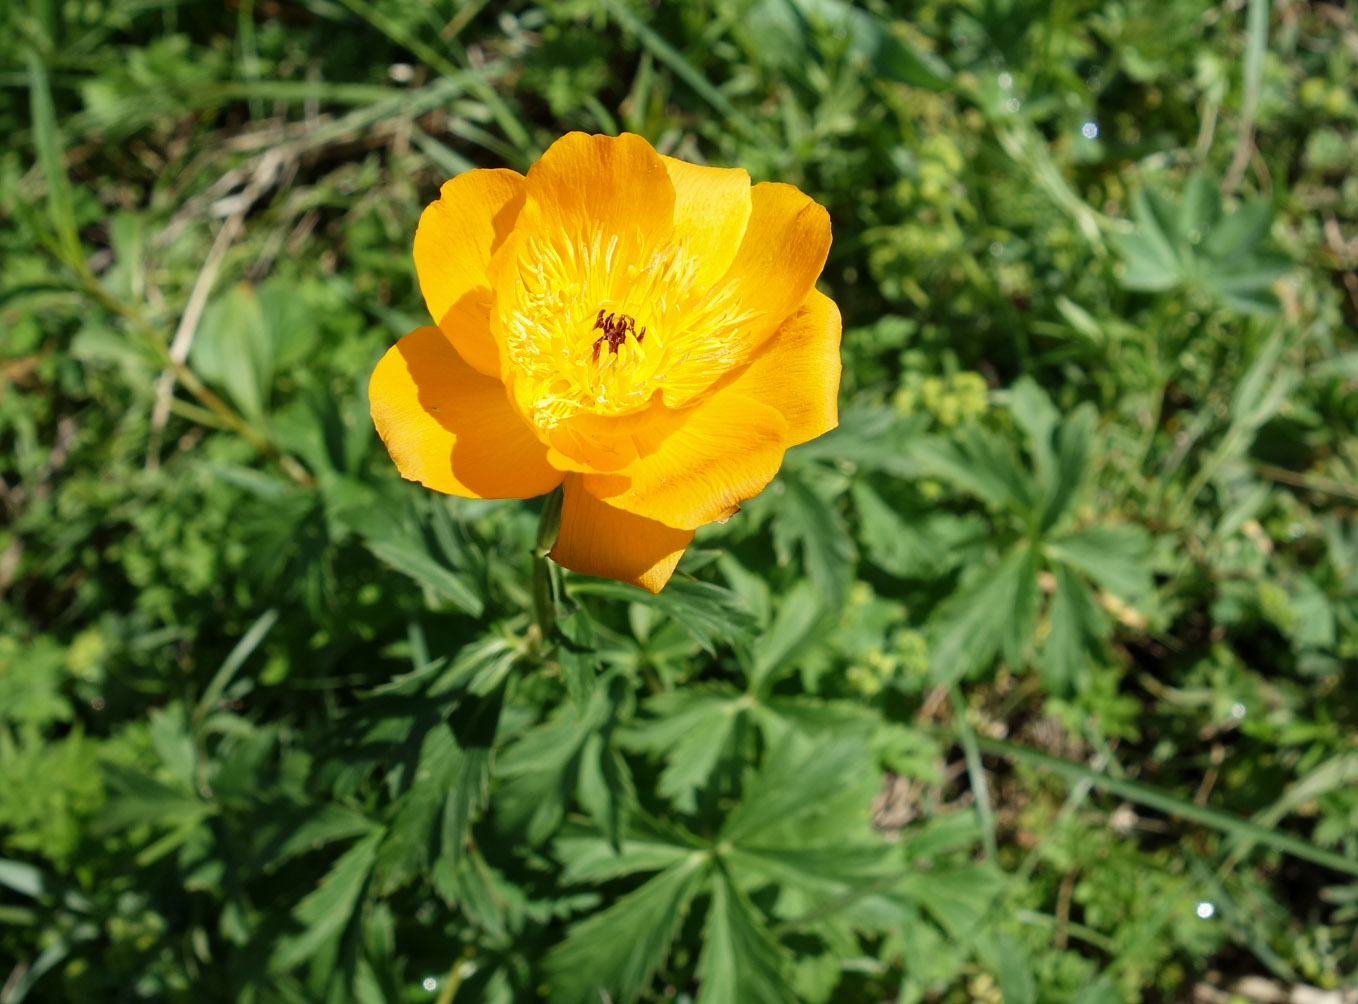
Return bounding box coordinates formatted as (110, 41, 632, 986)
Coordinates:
(496, 226, 756, 432)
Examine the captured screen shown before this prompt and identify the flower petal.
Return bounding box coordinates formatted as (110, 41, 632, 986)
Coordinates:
(550, 474, 694, 594)
(722, 289, 841, 447)
(369, 326, 562, 499)
(414, 168, 525, 377)
(518, 132, 674, 248)
(661, 155, 751, 288)
(583, 388, 789, 530)
(724, 180, 832, 341)
(656, 181, 832, 409)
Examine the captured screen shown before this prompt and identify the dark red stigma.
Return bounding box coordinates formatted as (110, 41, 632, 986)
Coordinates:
(591, 309, 645, 362)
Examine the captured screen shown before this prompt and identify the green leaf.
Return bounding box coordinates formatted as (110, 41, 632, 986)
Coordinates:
(1177, 174, 1222, 239)
(555, 606, 600, 708)
(1111, 231, 1181, 291)
(262, 806, 380, 869)
(747, 581, 831, 696)
(272, 829, 382, 971)
(1043, 404, 1097, 532)
(1007, 377, 1059, 502)
(0, 859, 92, 913)
(1007, 381, 1100, 530)
(191, 283, 274, 421)
(194, 607, 278, 725)
(547, 855, 710, 1004)
(498, 685, 612, 843)
(1137, 187, 1187, 264)
(556, 823, 699, 884)
(99, 764, 212, 832)
(27, 52, 80, 262)
(981, 931, 1036, 1004)
(354, 522, 483, 616)
(720, 732, 870, 845)
(1201, 255, 1289, 314)
(1202, 198, 1272, 261)
(770, 469, 856, 609)
(851, 481, 958, 579)
(899, 863, 1008, 938)
(257, 276, 321, 369)
(928, 543, 1037, 685)
(623, 685, 743, 813)
(570, 579, 755, 654)
(1045, 525, 1152, 604)
(976, 737, 1358, 878)
(577, 731, 637, 850)
(782, 0, 951, 91)
(375, 721, 460, 892)
(441, 687, 502, 861)
(1229, 326, 1292, 427)
(1042, 564, 1105, 693)
(696, 873, 797, 1004)
(725, 843, 895, 898)
(911, 429, 1035, 518)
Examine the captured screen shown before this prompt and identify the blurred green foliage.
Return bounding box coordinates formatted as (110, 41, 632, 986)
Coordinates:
(3, 0, 1358, 1001)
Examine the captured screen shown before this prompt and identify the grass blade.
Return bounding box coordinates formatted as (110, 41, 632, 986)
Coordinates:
(26, 51, 80, 265)
(976, 736, 1358, 878)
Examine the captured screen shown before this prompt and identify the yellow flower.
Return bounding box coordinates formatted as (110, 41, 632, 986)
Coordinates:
(369, 132, 841, 592)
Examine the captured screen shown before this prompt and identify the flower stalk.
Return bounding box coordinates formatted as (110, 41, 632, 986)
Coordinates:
(530, 484, 564, 651)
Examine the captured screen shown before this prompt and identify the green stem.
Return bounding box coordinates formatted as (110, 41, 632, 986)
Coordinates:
(530, 486, 563, 650)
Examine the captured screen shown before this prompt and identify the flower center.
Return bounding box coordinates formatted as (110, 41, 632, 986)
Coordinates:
(591, 309, 645, 362)
(499, 228, 755, 431)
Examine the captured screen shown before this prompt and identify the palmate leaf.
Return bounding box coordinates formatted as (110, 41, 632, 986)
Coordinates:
(696, 873, 797, 1004)
(724, 843, 897, 902)
(720, 732, 871, 845)
(546, 855, 711, 1004)
(257, 805, 379, 871)
(1045, 525, 1152, 604)
(927, 543, 1038, 685)
(1006, 378, 1096, 533)
(441, 686, 503, 858)
(578, 731, 638, 850)
(355, 523, 484, 616)
(771, 467, 857, 609)
(745, 0, 951, 91)
(570, 579, 756, 654)
(790, 402, 925, 478)
(1042, 563, 1106, 694)
(1045, 403, 1097, 532)
(896, 864, 1008, 939)
(910, 428, 1036, 519)
(556, 822, 701, 885)
(191, 282, 274, 422)
(375, 679, 502, 890)
(621, 685, 744, 813)
(496, 682, 623, 844)
(375, 722, 460, 892)
(272, 829, 382, 972)
(747, 580, 833, 695)
(850, 480, 974, 580)
(1112, 179, 1289, 313)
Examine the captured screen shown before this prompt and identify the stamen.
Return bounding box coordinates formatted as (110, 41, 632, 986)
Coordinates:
(500, 228, 756, 429)
(591, 309, 644, 363)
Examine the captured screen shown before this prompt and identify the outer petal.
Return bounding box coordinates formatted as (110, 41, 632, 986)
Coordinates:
(517, 132, 674, 247)
(661, 155, 751, 288)
(658, 181, 832, 408)
(583, 387, 789, 530)
(369, 326, 563, 499)
(722, 289, 841, 447)
(414, 169, 525, 377)
(722, 181, 831, 343)
(550, 474, 694, 594)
